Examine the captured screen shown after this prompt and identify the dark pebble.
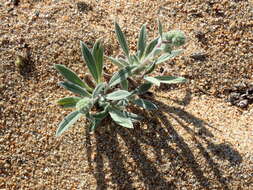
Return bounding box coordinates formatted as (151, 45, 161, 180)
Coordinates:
(195, 31, 206, 41)
(12, 0, 19, 6)
(240, 94, 248, 99)
(190, 52, 208, 61)
(237, 99, 248, 108)
(228, 92, 241, 104)
(234, 82, 247, 91)
(76, 2, 92, 13)
(159, 67, 164, 73)
(246, 87, 253, 94)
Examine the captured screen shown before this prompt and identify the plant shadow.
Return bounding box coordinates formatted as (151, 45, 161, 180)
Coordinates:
(84, 90, 242, 190)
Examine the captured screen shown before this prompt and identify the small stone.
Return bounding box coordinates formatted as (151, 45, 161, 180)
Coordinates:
(159, 67, 164, 73)
(76, 2, 92, 13)
(12, 0, 19, 6)
(237, 99, 248, 108)
(246, 95, 253, 101)
(246, 87, 253, 94)
(7, 8, 14, 13)
(15, 55, 27, 70)
(190, 52, 208, 61)
(240, 93, 249, 99)
(234, 82, 247, 91)
(194, 31, 206, 42)
(34, 10, 40, 17)
(228, 92, 241, 104)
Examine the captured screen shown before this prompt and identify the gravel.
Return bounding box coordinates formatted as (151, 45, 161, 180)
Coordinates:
(0, 0, 253, 189)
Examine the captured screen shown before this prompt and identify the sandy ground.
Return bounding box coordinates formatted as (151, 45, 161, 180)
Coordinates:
(0, 0, 253, 189)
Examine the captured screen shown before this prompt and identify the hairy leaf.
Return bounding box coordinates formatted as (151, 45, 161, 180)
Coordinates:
(92, 40, 104, 83)
(98, 97, 110, 108)
(120, 79, 129, 90)
(115, 22, 130, 58)
(123, 111, 143, 122)
(155, 76, 187, 84)
(144, 61, 156, 75)
(152, 47, 163, 57)
(109, 66, 134, 87)
(56, 111, 82, 136)
(134, 83, 152, 95)
(58, 81, 91, 97)
(137, 24, 147, 59)
(92, 82, 106, 99)
(158, 19, 163, 39)
(118, 58, 130, 66)
(109, 107, 133, 128)
(133, 99, 158, 110)
(156, 49, 183, 64)
(106, 56, 125, 68)
(144, 37, 159, 58)
(116, 99, 129, 107)
(76, 97, 92, 114)
(90, 119, 102, 132)
(131, 55, 140, 65)
(106, 90, 131, 100)
(57, 97, 82, 108)
(92, 106, 109, 120)
(80, 41, 99, 83)
(54, 64, 92, 92)
(144, 76, 161, 86)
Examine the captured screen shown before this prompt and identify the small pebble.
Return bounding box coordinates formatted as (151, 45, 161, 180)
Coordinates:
(190, 52, 208, 61)
(12, 0, 19, 6)
(194, 31, 206, 42)
(76, 2, 92, 13)
(228, 92, 241, 103)
(237, 99, 248, 108)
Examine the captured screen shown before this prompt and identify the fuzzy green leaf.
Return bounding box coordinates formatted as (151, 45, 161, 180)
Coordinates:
(133, 99, 158, 110)
(76, 97, 92, 114)
(156, 49, 183, 64)
(134, 83, 153, 95)
(144, 76, 161, 86)
(118, 58, 130, 66)
(90, 119, 102, 132)
(137, 24, 147, 59)
(92, 40, 104, 83)
(115, 22, 130, 58)
(58, 81, 91, 97)
(131, 55, 140, 65)
(98, 97, 109, 108)
(120, 79, 129, 90)
(106, 90, 131, 100)
(109, 107, 133, 128)
(80, 41, 99, 83)
(116, 99, 129, 107)
(158, 20, 163, 39)
(144, 61, 156, 75)
(57, 97, 82, 108)
(123, 111, 143, 122)
(155, 76, 187, 84)
(92, 82, 106, 99)
(106, 56, 126, 68)
(91, 106, 109, 120)
(163, 30, 186, 47)
(56, 111, 82, 136)
(92, 111, 108, 121)
(54, 64, 92, 92)
(109, 66, 134, 87)
(144, 37, 159, 58)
